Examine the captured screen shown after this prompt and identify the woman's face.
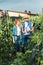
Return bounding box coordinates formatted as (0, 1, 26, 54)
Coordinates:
(17, 21, 20, 26)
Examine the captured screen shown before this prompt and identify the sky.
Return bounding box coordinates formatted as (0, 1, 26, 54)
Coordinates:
(0, 0, 43, 13)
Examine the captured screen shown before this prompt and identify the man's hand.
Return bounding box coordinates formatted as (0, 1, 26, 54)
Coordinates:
(27, 27, 34, 33)
(22, 31, 25, 34)
(27, 30, 31, 33)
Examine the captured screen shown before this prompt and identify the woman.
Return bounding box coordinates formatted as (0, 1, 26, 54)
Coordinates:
(12, 19, 21, 55)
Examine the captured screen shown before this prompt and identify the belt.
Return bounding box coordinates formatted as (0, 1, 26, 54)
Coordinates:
(14, 35, 20, 37)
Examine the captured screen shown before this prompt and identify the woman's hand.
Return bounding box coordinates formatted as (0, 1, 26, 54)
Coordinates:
(13, 39, 15, 44)
(12, 36, 15, 44)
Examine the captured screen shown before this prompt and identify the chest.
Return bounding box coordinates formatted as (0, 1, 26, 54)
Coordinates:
(23, 22, 32, 29)
(17, 26, 21, 32)
(25, 22, 28, 28)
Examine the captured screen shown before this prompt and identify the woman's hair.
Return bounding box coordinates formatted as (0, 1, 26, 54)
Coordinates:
(15, 19, 20, 24)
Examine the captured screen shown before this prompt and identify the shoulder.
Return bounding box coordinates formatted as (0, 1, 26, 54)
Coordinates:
(13, 26, 16, 30)
(28, 21, 32, 24)
(22, 21, 25, 25)
(28, 21, 33, 26)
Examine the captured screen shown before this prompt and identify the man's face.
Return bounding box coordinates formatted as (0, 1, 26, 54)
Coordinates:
(24, 18, 29, 22)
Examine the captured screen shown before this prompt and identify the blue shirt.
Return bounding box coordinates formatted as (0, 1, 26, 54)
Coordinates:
(22, 21, 33, 35)
(12, 25, 21, 40)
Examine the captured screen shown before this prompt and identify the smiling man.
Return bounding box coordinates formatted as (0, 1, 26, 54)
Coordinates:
(22, 15, 34, 53)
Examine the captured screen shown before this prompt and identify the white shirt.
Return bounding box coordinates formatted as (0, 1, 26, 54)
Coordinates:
(17, 26, 21, 36)
(25, 22, 28, 33)
(24, 22, 30, 35)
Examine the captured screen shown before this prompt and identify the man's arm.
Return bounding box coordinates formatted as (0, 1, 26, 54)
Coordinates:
(22, 26, 25, 33)
(27, 21, 34, 33)
(21, 22, 25, 34)
(30, 27, 34, 32)
(28, 26, 34, 32)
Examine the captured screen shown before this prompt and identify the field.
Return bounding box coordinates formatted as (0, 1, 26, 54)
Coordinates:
(0, 13, 43, 65)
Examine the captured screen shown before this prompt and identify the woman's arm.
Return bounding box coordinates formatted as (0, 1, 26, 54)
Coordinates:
(12, 36, 15, 44)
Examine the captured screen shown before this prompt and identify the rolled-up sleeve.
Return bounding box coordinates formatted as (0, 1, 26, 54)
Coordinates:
(31, 22, 33, 27)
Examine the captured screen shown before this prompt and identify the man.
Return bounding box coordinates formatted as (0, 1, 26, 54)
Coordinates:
(22, 15, 34, 53)
(12, 19, 21, 55)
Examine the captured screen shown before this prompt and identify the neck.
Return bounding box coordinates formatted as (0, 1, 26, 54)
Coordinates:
(16, 24, 18, 26)
(25, 21, 28, 22)
(16, 24, 20, 27)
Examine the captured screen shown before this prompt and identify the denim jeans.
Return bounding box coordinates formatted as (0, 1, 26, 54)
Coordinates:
(22, 35, 31, 48)
(14, 36, 20, 52)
